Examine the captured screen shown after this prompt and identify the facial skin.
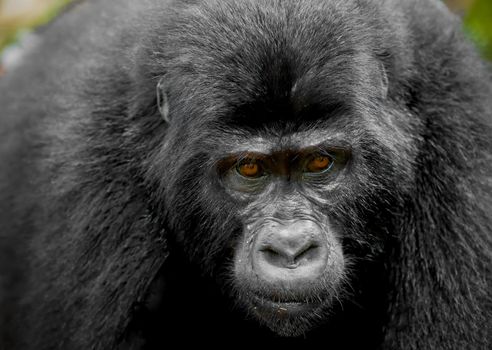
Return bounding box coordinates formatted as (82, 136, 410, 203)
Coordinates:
(207, 133, 351, 336)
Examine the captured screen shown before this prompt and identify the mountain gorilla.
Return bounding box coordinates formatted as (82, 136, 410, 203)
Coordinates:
(0, 0, 491, 349)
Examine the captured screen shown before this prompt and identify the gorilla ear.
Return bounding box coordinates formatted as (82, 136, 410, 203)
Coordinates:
(379, 62, 389, 99)
(156, 78, 170, 123)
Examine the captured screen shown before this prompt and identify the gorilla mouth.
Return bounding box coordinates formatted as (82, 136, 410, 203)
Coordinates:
(244, 292, 332, 337)
(249, 293, 323, 317)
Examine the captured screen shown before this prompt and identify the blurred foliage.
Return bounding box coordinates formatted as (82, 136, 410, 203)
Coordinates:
(465, 0, 492, 59)
(0, 0, 72, 51)
(0, 0, 491, 60)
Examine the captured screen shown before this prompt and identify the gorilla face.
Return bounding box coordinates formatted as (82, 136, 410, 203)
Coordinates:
(162, 115, 406, 336)
(228, 142, 349, 336)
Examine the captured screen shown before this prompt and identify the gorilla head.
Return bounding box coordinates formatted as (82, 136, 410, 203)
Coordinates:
(146, 0, 419, 337)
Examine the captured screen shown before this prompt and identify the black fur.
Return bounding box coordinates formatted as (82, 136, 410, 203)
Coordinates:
(0, 0, 490, 349)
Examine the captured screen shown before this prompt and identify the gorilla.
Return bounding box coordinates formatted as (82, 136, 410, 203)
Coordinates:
(0, 0, 490, 349)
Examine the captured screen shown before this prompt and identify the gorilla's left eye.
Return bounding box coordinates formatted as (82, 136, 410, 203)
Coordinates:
(306, 155, 334, 173)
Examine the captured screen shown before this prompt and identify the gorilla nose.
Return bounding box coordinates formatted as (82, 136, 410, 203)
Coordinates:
(253, 221, 329, 284)
(262, 237, 319, 268)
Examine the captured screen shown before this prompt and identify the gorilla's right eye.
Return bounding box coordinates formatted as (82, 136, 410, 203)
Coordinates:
(305, 155, 334, 173)
(236, 160, 263, 178)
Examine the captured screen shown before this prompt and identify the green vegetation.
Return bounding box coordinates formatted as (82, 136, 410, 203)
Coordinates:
(465, 0, 492, 59)
(0, 0, 72, 52)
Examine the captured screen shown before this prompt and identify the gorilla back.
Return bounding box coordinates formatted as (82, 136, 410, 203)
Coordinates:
(0, 0, 491, 349)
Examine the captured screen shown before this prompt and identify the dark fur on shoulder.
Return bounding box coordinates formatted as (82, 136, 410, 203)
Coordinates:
(0, 0, 490, 349)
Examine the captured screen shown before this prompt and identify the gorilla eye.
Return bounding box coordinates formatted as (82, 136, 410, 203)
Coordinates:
(306, 155, 333, 173)
(237, 160, 263, 178)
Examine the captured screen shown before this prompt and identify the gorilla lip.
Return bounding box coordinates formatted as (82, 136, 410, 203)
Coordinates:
(249, 293, 321, 316)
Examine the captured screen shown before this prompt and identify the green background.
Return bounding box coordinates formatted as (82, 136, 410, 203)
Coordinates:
(465, 0, 492, 59)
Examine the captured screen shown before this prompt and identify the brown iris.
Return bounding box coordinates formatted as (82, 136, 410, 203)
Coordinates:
(306, 155, 332, 173)
(237, 160, 262, 178)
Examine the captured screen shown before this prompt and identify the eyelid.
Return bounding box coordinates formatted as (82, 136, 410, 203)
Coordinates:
(314, 149, 336, 159)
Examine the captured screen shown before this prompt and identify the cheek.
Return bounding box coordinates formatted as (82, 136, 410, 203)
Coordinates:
(233, 232, 255, 280)
(324, 235, 346, 281)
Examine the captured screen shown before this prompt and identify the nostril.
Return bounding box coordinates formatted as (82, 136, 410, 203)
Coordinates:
(294, 243, 320, 263)
(262, 248, 279, 257)
(260, 247, 286, 267)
